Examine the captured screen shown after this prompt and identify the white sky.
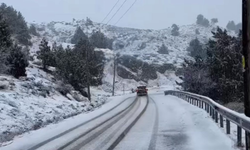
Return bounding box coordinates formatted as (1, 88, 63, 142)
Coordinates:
(0, 0, 241, 30)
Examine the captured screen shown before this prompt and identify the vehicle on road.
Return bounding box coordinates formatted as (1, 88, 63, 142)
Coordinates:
(136, 86, 148, 96)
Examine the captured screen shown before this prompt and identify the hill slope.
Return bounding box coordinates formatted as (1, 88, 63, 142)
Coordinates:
(31, 20, 222, 90)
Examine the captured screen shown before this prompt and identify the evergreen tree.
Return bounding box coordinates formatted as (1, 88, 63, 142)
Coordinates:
(196, 14, 204, 25)
(211, 18, 218, 24)
(29, 24, 39, 36)
(71, 26, 88, 44)
(0, 13, 11, 74)
(90, 30, 109, 48)
(206, 27, 243, 103)
(0, 3, 31, 46)
(180, 58, 215, 97)
(195, 29, 200, 35)
(107, 38, 114, 50)
(187, 38, 206, 59)
(235, 23, 242, 34)
(15, 12, 31, 45)
(171, 24, 180, 36)
(196, 14, 210, 27)
(226, 21, 236, 31)
(0, 5, 29, 78)
(37, 38, 52, 70)
(7, 44, 28, 78)
(86, 17, 93, 26)
(158, 44, 169, 54)
(0, 14, 12, 48)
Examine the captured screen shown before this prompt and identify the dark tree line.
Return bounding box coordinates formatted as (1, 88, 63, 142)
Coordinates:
(0, 13, 28, 78)
(0, 3, 32, 46)
(179, 27, 243, 104)
(71, 27, 113, 49)
(38, 28, 106, 100)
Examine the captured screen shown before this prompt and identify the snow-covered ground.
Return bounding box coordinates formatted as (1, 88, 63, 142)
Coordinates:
(0, 94, 135, 149)
(151, 94, 237, 150)
(116, 93, 238, 150)
(0, 62, 110, 145)
(0, 87, 243, 150)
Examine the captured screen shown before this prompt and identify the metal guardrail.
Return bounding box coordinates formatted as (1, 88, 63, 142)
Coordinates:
(165, 90, 250, 148)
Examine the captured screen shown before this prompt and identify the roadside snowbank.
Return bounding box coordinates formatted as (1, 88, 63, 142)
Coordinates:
(0, 65, 108, 144)
(0, 94, 135, 150)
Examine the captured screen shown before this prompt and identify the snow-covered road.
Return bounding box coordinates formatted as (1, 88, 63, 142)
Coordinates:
(0, 92, 239, 150)
(116, 94, 237, 150)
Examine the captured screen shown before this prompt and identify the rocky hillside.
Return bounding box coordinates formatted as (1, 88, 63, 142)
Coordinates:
(31, 19, 226, 90)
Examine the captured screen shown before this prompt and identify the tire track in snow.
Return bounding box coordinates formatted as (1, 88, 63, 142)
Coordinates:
(148, 97, 159, 150)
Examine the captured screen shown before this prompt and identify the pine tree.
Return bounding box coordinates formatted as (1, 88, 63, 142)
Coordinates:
(0, 3, 31, 46)
(90, 30, 109, 48)
(0, 5, 29, 78)
(7, 44, 28, 78)
(235, 23, 242, 34)
(180, 58, 215, 97)
(195, 29, 200, 35)
(202, 18, 210, 27)
(226, 21, 236, 31)
(0, 14, 12, 48)
(37, 38, 52, 70)
(158, 44, 169, 54)
(206, 27, 243, 103)
(171, 24, 180, 36)
(196, 14, 204, 25)
(29, 24, 39, 36)
(187, 38, 206, 59)
(211, 18, 218, 25)
(86, 17, 93, 26)
(15, 12, 31, 45)
(71, 26, 88, 44)
(196, 14, 210, 27)
(0, 13, 12, 74)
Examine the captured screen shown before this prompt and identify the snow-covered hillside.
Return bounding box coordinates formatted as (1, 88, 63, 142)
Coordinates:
(31, 19, 224, 90)
(33, 20, 216, 66)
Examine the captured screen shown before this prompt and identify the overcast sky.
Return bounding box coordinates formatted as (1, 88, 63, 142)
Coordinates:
(0, 0, 241, 30)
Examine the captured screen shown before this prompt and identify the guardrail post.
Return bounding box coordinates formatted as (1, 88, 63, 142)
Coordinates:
(212, 109, 215, 120)
(246, 132, 250, 150)
(237, 126, 242, 146)
(226, 119, 230, 134)
(210, 106, 212, 116)
(199, 100, 201, 108)
(206, 104, 209, 113)
(220, 114, 223, 128)
(215, 111, 218, 123)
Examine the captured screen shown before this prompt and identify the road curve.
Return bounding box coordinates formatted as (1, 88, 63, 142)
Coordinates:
(114, 97, 158, 150)
(33, 96, 147, 150)
(115, 94, 237, 150)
